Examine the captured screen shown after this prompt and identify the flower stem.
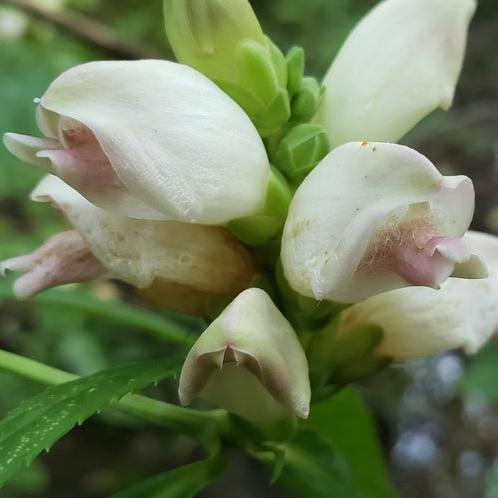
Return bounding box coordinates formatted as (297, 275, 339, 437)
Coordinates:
(0, 349, 229, 438)
(0, 348, 77, 384)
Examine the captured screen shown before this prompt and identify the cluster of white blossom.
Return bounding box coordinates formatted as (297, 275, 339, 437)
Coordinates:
(3, 0, 496, 424)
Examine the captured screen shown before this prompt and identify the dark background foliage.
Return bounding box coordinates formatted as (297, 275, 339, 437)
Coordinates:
(0, 0, 497, 497)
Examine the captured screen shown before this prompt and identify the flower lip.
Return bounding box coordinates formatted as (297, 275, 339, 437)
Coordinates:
(337, 231, 498, 360)
(0, 231, 106, 299)
(4, 125, 166, 220)
(356, 204, 480, 290)
(179, 345, 259, 403)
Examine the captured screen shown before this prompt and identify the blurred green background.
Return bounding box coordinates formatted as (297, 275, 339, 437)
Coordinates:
(0, 0, 497, 497)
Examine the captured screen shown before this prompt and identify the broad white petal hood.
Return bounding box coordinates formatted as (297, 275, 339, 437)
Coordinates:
(281, 142, 484, 303)
(318, 0, 476, 147)
(4, 60, 270, 224)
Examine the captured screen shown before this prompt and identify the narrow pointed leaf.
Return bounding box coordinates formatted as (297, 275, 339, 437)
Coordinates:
(111, 454, 225, 498)
(303, 388, 398, 498)
(258, 429, 360, 498)
(0, 360, 177, 488)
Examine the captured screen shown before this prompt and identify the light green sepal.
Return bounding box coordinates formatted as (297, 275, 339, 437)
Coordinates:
(291, 76, 324, 123)
(228, 167, 291, 246)
(235, 40, 291, 136)
(286, 46, 305, 97)
(266, 37, 288, 88)
(274, 123, 330, 184)
(306, 319, 391, 400)
(214, 41, 291, 137)
(253, 89, 291, 137)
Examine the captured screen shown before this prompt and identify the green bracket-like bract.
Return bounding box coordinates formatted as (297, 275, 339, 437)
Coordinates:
(274, 123, 331, 184)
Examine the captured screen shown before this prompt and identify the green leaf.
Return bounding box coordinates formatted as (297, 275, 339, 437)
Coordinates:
(277, 429, 360, 498)
(0, 360, 178, 488)
(461, 342, 498, 402)
(303, 388, 397, 498)
(111, 454, 225, 498)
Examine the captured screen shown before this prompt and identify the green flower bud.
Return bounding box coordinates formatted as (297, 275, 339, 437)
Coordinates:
(286, 46, 305, 97)
(274, 124, 330, 184)
(164, 0, 291, 137)
(291, 76, 324, 123)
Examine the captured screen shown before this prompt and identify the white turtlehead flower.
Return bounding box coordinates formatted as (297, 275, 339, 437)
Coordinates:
(1, 175, 254, 302)
(318, 0, 476, 147)
(337, 232, 498, 360)
(179, 288, 310, 424)
(281, 142, 485, 303)
(3, 60, 270, 224)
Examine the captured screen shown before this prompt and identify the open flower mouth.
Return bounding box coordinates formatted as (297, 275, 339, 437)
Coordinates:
(357, 203, 486, 289)
(38, 117, 124, 195)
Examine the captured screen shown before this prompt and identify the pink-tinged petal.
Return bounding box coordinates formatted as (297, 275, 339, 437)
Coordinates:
(30, 175, 255, 297)
(392, 236, 471, 288)
(1, 231, 105, 299)
(37, 123, 120, 191)
(4, 124, 165, 220)
(281, 142, 483, 303)
(337, 231, 498, 360)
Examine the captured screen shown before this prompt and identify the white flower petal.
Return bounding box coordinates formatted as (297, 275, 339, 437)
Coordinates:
(338, 231, 498, 359)
(32, 60, 270, 224)
(0, 231, 105, 299)
(318, 0, 476, 147)
(3, 133, 59, 169)
(32, 175, 255, 294)
(281, 142, 480, 303)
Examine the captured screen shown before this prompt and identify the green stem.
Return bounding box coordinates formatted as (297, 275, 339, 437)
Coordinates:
(118, 395, 229, 437)
(0, 348, 77, 384)
(0, 284, 195, 347)
(0, 349, 229, 438)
